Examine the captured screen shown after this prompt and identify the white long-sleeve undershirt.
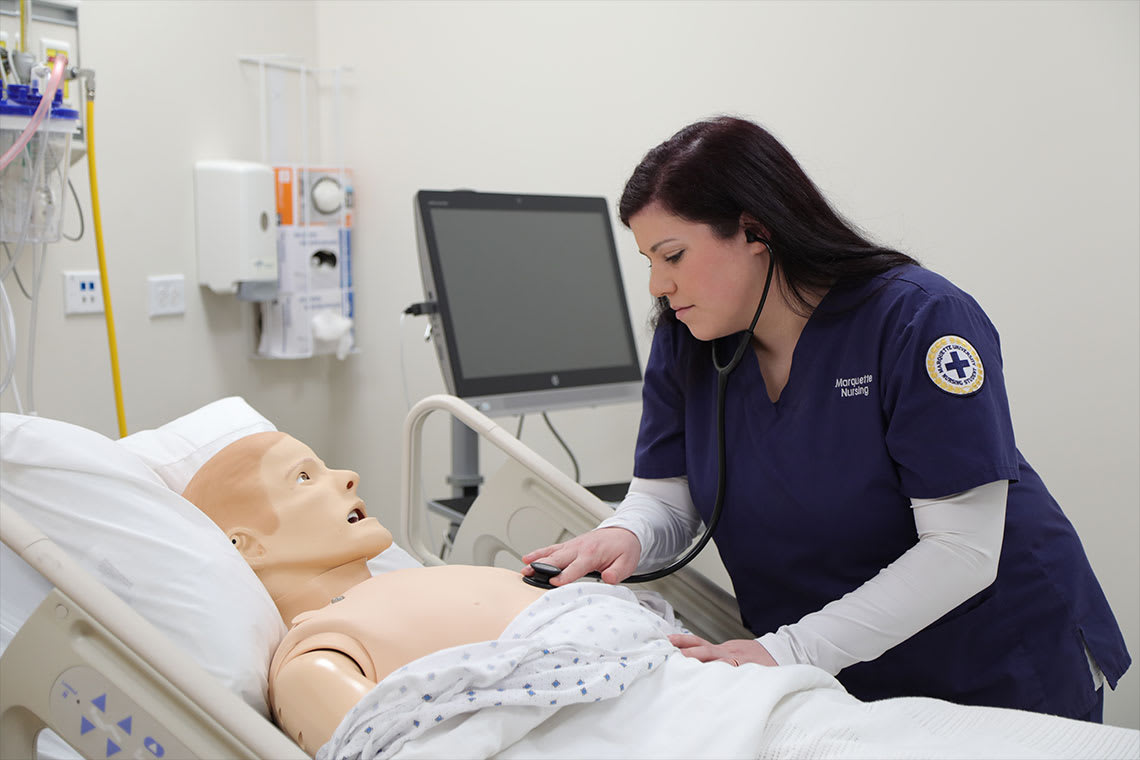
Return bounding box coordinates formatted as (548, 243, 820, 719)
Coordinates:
(597, 477, 1008, 677)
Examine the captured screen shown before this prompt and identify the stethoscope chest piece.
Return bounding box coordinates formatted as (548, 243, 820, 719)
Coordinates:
(523, 562, 562, 589)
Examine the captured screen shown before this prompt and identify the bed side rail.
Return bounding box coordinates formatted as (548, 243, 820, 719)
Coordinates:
(401, 394, 612, 565)
(400, 395, 753, 643)
(0, 501, 307, 760)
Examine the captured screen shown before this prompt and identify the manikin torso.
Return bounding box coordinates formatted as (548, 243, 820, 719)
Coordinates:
(271, 564, 547, 685)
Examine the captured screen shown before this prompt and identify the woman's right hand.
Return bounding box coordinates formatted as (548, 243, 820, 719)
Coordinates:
(521, 527, 642, 586)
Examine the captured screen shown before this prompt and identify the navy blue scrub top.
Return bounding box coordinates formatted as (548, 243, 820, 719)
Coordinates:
(635, 265, 1130, 719)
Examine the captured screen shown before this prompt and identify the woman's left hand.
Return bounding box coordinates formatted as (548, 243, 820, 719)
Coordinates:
(668, 633, 778, 667)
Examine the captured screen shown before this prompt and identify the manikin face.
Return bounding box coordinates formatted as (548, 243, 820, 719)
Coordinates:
(630, 202, 771, 342)
(249, 435, 392, 572)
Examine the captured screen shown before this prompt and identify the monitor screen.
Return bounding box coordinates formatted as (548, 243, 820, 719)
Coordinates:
(414, 190, 642, 416)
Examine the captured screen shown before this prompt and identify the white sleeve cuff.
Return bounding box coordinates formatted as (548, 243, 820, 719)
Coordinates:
(757, 632, 796, 666)
(596, 476, 702, 573)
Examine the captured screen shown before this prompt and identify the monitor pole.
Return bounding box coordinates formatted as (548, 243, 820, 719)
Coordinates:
(448, 418, 483, 499)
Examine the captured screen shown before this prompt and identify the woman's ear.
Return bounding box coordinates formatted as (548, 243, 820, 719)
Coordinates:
(739, 214, 771, 245)
(229, 529, 268, 566)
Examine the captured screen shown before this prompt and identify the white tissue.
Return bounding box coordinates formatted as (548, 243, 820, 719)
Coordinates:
(311, 311, 354, 360)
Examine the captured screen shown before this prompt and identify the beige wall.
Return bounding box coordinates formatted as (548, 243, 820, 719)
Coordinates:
(4, 0, 1136, 728)
(2, 0, 341, 450)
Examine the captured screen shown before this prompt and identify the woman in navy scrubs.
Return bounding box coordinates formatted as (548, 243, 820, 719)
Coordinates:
(522, 116, 1129, 721)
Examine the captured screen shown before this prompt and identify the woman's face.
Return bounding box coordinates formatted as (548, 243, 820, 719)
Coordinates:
(629, 202, 770, 342)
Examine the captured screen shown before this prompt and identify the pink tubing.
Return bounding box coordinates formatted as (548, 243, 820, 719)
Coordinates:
(0, 55, 67, 172)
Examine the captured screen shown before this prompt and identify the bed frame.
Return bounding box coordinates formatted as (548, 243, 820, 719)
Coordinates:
(0, 501, 308, 760)
(400, 394, 752, 643)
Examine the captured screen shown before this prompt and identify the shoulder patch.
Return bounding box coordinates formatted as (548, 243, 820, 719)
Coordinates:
(925, 335, 984, 395)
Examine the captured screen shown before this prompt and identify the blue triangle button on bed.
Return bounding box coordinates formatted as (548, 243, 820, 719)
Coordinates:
(106, 738, 121, 757)
(80, 717, 95, 735)
(91, 693, 107, 712)
(117, 716, 132, 735)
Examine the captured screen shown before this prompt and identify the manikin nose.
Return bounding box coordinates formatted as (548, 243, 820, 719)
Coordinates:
(344, 470, 359, 490)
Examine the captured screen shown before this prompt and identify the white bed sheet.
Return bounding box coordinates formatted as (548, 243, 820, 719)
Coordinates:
(320, 584, 1139, 760)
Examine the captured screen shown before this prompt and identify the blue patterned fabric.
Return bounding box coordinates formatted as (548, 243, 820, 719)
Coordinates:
(318, 584, 681, 760)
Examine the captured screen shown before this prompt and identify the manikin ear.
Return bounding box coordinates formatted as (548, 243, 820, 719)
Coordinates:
(229, 529, 269, 567)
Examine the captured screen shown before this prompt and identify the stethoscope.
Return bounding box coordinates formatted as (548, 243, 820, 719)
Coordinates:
(526, 234, 777, 589)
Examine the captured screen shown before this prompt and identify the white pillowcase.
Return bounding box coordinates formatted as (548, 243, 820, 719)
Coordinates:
(1, 397, 423, 722)
(117, 396, 278, 494)
(0, 412, 286, 718)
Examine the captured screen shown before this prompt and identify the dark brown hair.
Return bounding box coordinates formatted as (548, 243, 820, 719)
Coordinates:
(619, 116, 918, 321)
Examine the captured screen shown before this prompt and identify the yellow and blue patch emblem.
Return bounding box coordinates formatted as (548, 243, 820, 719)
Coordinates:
(925, 335, 984, 395)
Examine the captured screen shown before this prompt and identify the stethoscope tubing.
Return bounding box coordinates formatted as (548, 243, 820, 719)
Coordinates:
(526, 238, 776, 589)
(619, 240, 777, 583)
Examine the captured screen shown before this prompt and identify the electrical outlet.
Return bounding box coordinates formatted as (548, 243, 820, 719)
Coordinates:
(62, 271, 104, 315)
(147, 274, 186, 317)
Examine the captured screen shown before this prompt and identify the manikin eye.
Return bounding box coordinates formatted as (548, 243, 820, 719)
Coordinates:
(296, 472, 310, 484)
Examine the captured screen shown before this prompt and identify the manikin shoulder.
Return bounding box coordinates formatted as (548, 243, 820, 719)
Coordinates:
(270, 565, 547, 752)
(276, 564, 546, 682)
(273, 650, 372, 755)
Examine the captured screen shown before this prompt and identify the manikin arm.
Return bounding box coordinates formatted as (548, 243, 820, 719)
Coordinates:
(273, 650, 376, 757)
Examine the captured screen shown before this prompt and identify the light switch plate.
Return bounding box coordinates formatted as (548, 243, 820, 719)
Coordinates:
(147, 274, 186, 317)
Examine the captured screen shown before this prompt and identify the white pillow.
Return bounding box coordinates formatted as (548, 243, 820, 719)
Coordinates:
(117, 396, 277, 494)
(0, 413, 286, 718)
(367, 543, 424, 574)
(2, 397, 423, 723)
(116, 396, 422, 574)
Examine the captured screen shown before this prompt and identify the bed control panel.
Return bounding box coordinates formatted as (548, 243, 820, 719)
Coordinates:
(50, 666, 190, 759)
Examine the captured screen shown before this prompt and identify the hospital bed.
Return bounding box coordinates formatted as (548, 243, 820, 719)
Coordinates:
(2, 396, 1137, 760)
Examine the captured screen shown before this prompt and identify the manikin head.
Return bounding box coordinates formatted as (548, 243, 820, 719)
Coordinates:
(183, 432, 392, 617)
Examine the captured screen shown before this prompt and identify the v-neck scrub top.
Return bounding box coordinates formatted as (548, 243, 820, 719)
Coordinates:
(634, 264, 1129, 719)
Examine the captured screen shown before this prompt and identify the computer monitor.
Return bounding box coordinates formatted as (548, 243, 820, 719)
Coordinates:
(414, 190, 643, 417)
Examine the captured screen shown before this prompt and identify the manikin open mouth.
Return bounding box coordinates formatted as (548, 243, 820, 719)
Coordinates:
(346, 506, 366, 523)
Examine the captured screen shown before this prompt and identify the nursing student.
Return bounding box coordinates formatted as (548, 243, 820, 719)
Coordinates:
(522, 116, 1130, 721)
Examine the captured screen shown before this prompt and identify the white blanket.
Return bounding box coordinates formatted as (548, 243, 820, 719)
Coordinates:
(319, 584, 1140, 760)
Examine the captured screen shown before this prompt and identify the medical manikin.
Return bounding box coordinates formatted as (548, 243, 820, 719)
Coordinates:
(182, 432, 547, 755)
